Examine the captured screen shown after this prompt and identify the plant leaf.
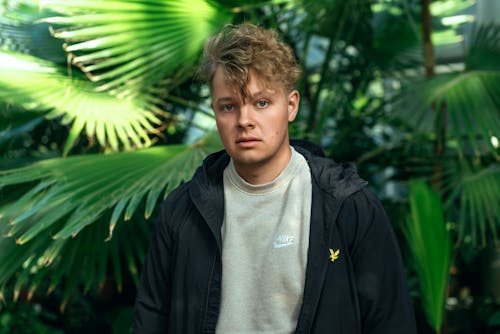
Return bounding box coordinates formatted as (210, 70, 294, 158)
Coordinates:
(396, 71, 500, 158)
(40, 0, 234, 95)
(0, 133, 222, 301)
(0, 51, 161, 153)
(404, 180, 451, 332)
(394, 24, 500, 159)
(444, 162, 500, 246)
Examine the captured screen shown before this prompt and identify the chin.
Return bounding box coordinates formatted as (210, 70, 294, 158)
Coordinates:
(230, 152, 267, 166)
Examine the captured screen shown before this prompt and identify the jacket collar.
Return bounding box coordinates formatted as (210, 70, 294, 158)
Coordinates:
(187, 141, 367, 254)
(293, 145, 367, 201)
(189, 150, 229, 253)
(292, 145, 367, 333)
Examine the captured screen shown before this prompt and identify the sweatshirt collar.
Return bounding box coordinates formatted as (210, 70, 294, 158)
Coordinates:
(188, 141, 367, 253)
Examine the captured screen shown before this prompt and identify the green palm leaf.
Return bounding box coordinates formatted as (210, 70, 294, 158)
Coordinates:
(443, 162, 500, 246)
(398, 70, 500, 158)
(392, 151, 500, 248)
(0, 1, 66, 63)
(0, 210, 151, 309)
(40, 0, 234, 95)
(404, 180, 451, 333)
(0, 50, 162, 154)
(395, 24, 500, 158)
(0, 133, 221, 244)
(0, 133, 223, 302)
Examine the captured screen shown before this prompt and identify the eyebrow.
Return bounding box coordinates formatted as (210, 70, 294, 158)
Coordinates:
(214, 90, 274, 105)
(249, 90, 274, 99)
(214, 97, 234, 104)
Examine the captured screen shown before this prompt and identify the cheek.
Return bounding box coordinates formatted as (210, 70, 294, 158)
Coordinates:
(273, 116, 290, 135)
(269, 125, 286, 138)
(215, 117, 228, 131)
(215, 120, 233, 144)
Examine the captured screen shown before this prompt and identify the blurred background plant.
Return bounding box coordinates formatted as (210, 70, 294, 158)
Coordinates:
(0, 0, 498, 333)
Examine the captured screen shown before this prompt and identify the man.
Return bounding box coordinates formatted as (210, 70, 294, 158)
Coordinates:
(133, 23, 417, 333)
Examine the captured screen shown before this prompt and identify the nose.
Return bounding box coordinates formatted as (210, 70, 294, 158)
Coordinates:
(237, 105, 255, 129)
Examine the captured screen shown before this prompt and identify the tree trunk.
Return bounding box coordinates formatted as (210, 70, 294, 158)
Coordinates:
(422, 0, 435, 77)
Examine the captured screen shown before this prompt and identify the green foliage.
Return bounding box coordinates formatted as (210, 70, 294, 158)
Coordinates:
(404, 180, 451, 333)
(392, 22, 500, 250)
(110, 307, 134, 334)
(40, 0, 233, 95)
(0, 133, 222, 304)
(396, 25, 500, 159)
(0, 303, 63, 334)
(490, 309, 500, 327)
(0, 0, 239, 154)
(444, 163, 500, 246)
(0, 51, 162, 154)
(0, 0, 499, 332)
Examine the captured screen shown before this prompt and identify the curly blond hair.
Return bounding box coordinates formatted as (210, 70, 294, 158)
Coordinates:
(197, 23, 302, 100)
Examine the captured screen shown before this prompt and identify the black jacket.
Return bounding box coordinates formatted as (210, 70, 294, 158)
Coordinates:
(133, 144, 417, 334)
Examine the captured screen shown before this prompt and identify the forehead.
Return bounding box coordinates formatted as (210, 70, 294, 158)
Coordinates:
(211, 67, 283, 100)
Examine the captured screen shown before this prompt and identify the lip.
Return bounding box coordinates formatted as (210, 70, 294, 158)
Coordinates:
(235, 137, 261, 148)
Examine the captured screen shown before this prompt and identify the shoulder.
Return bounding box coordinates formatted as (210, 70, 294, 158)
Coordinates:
(155, 182, 193, 232)
(161, 182, 191, 212)
(156, 149, 228, 230)
(293, 144, 367, 200)
(160, 148, 228, 214)
(341, 188, 386, 218)
(338, 188, 394, 255)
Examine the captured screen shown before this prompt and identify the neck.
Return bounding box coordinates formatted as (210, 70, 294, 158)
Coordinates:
(232, 146, 292, 185)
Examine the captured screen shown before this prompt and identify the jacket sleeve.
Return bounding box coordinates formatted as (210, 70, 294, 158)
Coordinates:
(340, 189, 417, 334)
(133, 202, 173, 334)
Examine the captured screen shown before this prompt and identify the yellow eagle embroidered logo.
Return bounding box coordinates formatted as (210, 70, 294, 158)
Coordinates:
(329, 248, 340, 262)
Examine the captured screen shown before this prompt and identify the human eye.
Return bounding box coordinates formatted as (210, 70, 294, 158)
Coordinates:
(220, 104, 234, 112)
(256, 100, 268, 108)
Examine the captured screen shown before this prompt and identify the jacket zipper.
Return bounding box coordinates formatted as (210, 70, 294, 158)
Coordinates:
(302, 198, 346, 334)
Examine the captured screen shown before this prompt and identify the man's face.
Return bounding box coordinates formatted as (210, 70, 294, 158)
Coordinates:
(211, 67, 299, 180)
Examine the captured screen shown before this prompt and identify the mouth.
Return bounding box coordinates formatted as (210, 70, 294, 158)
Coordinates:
(236, 137, 260, 143)
(235, 137, 261, 147)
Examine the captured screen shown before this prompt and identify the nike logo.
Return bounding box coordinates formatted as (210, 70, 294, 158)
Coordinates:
(273, 234, 295, 249)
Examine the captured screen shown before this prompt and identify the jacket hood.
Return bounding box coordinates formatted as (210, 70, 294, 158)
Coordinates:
(190, 149, 229, 196)
(190, 140, 367, 204)
(188, 140, 367, 252)
(188, 149, 229, 252)
(293, 144, 367, 201)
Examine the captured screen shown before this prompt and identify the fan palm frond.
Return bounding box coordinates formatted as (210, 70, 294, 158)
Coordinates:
(395, 154, 500, 247)
(0, 51, 163, 154)
(443, 162, 500, 246)
(0, 132, 223, 302)
(0, 209, 151, 310)
(396, 70, 500, 158)
(395, 24, 500, 158)
(466, 23, 500, 71)
(0, 132, 222, 244)
(0, 1, 66, 63)
(39, 0, 234, 95)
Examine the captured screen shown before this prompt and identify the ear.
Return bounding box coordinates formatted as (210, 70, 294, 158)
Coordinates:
(287, 90, 300, 122)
